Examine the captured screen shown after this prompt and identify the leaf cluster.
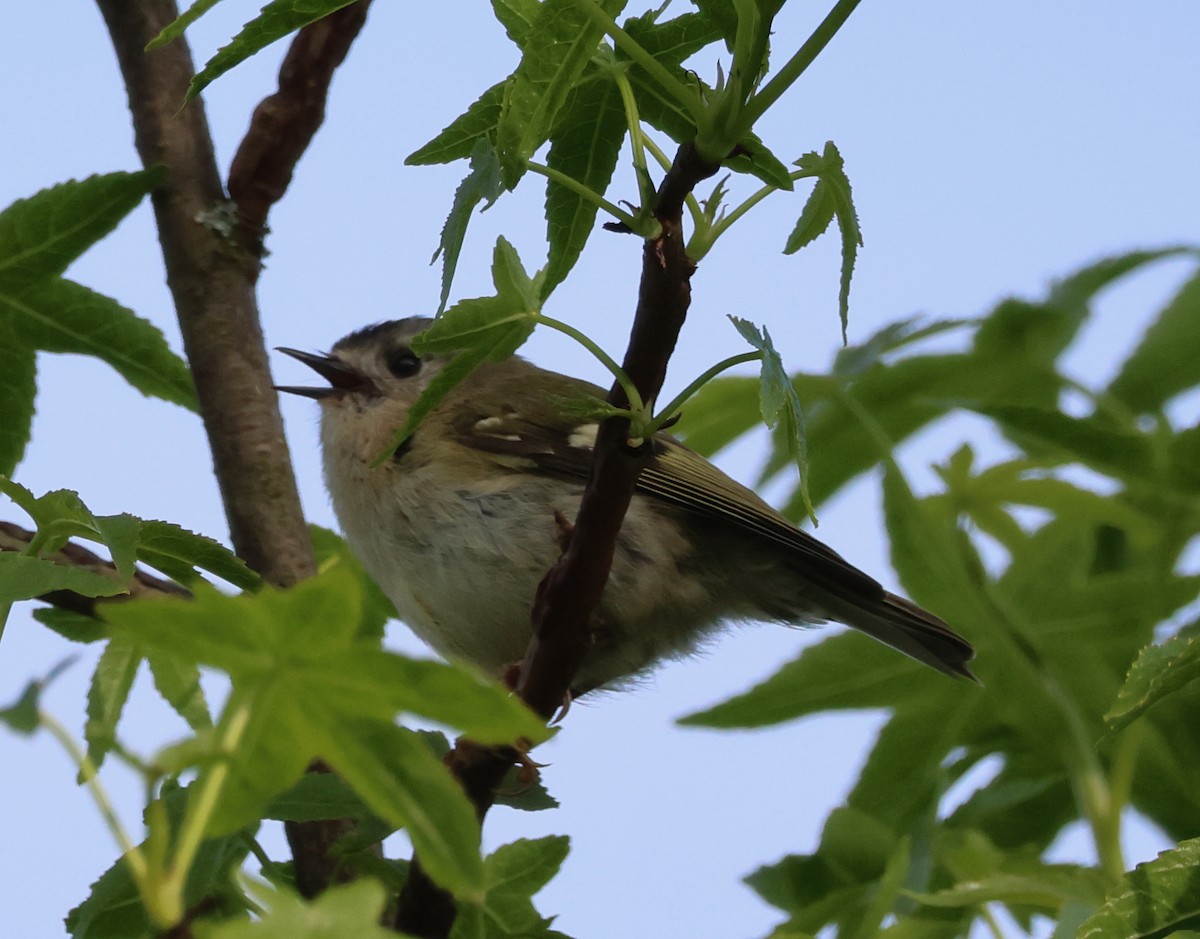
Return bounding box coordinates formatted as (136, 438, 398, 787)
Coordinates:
(679, 248, 1200, 939)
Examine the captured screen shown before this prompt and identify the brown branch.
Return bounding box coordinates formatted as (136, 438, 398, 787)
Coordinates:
(393, 142, 721, 936)
(94, 0, 371, 907)
(227, 1, 373, 262)
(0, 521, 191, 617)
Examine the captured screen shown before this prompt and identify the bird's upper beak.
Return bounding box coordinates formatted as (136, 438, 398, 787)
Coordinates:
(275, 348, 373, 399)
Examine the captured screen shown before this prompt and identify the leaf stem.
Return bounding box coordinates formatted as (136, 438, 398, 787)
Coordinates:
(41, 710, 151, 894)
(536, 314, 646, 415)
(742, 0, 864, 129)
(613, 70, 657, 214)
(160, 692, 255, 919)
(653, 352, 762, 432)
(573, 0, 700, 120)
(525, 161, 648, 235)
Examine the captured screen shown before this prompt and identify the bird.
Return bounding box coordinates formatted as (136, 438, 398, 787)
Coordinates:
(277, 317, 974, 694)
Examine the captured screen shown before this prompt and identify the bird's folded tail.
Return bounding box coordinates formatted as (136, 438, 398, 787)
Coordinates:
(839, 591, 977, 681)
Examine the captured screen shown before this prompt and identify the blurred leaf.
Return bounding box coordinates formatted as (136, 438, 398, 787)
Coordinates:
(66, 818, 248, 939)
(452, 836, 570, 939)
(1108, 262, 1200, 413)
(186, 0, 361, 100)
(0, 658, 75, 735)
(146, 650, 211, 731)
(541, 65, 627, 298)
(679, 632, 933, 728)
(310, 524, 396, 642)
(672, 374, 763, 458)
(495, 0, 626, 188)
(264, 771, 371, 823)
(200, 880, 394, 939)
(1077, 838, 1200, 939)
(431, 139, 506, 313)
(1106, 629, 1200, 734)
(966, 405, 1153, 480)
(33, 607, 104, 644)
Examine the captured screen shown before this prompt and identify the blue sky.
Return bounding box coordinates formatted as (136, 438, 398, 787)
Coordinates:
(2, 3, 1198, 937)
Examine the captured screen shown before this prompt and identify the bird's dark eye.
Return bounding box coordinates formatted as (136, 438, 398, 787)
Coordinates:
(386, 348, 422, 378)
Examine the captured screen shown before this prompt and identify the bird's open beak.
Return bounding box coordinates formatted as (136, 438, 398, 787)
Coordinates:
(275, 348, 373, 399)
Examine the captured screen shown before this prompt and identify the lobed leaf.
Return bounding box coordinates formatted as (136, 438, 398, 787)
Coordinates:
(495, 0, 627, 188)
(541, 68, 627, 298)
(0, 324, 35, 475)
(431, 139, 506, 312)
(1107, 261, 1200, 413)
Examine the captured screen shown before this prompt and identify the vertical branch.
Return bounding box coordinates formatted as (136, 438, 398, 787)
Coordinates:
(94, 0, 372, 902)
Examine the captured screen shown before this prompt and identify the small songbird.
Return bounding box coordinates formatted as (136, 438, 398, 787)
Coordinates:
(278, 318, 974, 693)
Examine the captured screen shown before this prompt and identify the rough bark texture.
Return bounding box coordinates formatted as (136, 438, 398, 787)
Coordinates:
(94, 0, 371, 903)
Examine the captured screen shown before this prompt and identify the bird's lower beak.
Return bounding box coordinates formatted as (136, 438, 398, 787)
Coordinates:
(275, 348, 373, 399)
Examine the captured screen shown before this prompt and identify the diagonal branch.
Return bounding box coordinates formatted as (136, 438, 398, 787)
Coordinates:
(394, 141, 721, 937)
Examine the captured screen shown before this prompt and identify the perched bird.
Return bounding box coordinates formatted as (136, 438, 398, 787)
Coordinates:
(278, 318, 974, 693)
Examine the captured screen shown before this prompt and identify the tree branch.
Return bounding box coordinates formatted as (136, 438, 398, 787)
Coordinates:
(393, 142, 721, 936)
(94, 0, 371, 904)
(227, 2, 372, 261)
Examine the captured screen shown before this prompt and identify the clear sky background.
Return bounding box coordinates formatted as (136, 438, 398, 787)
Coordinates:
(2, 3, 1198, 937)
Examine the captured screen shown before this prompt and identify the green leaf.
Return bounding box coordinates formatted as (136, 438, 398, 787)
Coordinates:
(6, 278, 196, 410)
(967, 405, 1153, 480)
(1077, 838, 1200, 939)
(1106, 629, 1200, 734)
(147, 650, 212, 731)
(145, 0, 223, 50)
(679, 631, 936, 728)
(1108, 262, 1200, 412)
(495, 0, 626, 188)
(312, 719, 483, 900)
(788, 142, 860, 339)
(0, 554, 127, 603)
(727, 132, 795, 190)
(136, 519, 258, 590)
(671, 374, 763, 458)
(33, 607, 104, 643)
(431, 139, 506, 313)
(103, 566, 549, 744)
(729, 316, 814, 521)
(0, 172, 163, 291)
(0, 322, 35, 474)
(264, 771, 371, 823)
(84, 634, 141, 770)
(190, 879, 395, 939)
(542, 68, 627, 298)
(454, 836, 570, 937)
(186, 0, 361, 101)
(0, 658, 76, 735)
(493, 0, 542, 47)
(310, 525, 395, 642)
(408, 82, 507, 167)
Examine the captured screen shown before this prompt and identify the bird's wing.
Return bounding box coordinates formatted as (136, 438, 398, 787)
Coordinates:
(452, 404, 882, 601)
